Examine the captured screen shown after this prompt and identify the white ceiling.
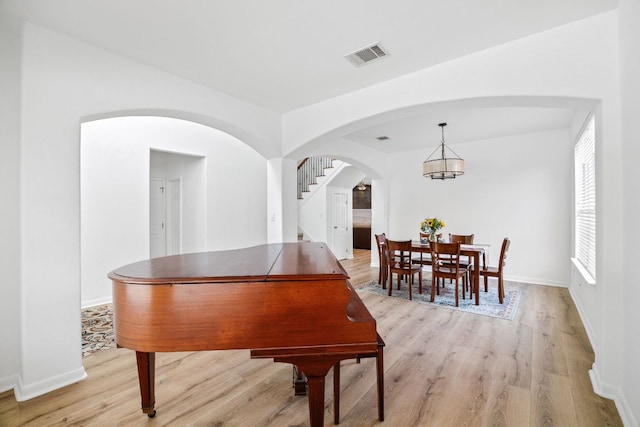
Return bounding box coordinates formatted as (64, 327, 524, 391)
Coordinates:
(1, 0, 616, 151)
(345, 107, 579, 153)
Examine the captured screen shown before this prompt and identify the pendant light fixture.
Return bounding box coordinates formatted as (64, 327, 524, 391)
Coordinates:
(422, 123, 464, 180)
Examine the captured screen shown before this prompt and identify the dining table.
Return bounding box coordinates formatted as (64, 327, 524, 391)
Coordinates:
(411, 241, 487, 305)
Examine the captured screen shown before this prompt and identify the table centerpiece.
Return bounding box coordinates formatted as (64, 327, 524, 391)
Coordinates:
(420, 217, 445, 243)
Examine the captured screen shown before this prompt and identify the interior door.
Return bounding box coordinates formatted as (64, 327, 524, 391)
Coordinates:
(149, 178, 166, 258)
(332, 192, 348, 259)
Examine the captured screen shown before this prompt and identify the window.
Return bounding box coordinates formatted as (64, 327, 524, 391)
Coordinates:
(574, 116, 596, 279)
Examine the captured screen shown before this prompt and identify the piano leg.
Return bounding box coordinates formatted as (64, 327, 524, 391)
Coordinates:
(262, 356, 338, 427)
(305, 373, 327, 427)
(333, 362, 341, 425)
(135, 351, 156, 418)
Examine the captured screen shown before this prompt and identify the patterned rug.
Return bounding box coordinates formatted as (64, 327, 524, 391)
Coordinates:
(357, 278, 520, 320)
(81, 304, 115, 357)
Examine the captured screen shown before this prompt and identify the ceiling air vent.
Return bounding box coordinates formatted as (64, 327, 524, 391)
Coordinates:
(345, 43, 389, 67)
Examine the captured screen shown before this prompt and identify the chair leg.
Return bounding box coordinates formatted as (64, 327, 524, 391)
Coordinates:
(461, 275, 466, 300)
(383, 263, 388, 289)
(430, 275, 437, 302)
(455, 278, 459, 307)
(498, 276, 504, 304)
(379, 264, 387, 289)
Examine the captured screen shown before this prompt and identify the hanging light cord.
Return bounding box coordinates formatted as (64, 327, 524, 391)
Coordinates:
(423, 124, 463, 161)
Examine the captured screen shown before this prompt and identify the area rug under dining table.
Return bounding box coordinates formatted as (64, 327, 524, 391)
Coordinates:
(357, 278, 521, 320)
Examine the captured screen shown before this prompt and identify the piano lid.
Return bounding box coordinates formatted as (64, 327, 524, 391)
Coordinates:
(108, 242, 349, 284)
(267, 242, 349, 281)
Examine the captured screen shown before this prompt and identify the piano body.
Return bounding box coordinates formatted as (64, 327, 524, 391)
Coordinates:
(108, 242, 379, 426)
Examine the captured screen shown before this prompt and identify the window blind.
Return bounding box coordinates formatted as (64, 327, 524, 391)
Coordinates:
(574, 116, 596, 279)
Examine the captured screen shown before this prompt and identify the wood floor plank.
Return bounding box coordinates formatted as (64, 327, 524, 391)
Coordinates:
(531, 369, 580, 427)
(0, 249, 622, 427)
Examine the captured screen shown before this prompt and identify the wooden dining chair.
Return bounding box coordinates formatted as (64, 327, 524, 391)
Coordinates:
(386, 239, 422, 300)
(375, 233, 388, 289)
(430, 242, 472, 307)
(448, 233, 475, 287)
(449, 233, 474, 245)
(477, 237, 511, 303)
(412, 234, 432, 267)
(449, 233, 474, 268)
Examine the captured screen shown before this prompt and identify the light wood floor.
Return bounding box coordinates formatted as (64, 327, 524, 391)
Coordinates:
(0, 249, 622, 426)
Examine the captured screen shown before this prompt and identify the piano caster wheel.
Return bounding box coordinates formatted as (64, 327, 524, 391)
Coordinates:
(147, 410, 156, 418)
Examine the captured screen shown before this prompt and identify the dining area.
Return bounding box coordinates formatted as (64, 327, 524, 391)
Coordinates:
(374, 217, 510, 309)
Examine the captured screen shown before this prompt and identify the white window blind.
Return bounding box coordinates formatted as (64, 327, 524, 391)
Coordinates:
(574, 116, 596, 279)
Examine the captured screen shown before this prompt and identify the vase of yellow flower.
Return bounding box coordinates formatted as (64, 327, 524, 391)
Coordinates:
(420, 217, 445, 242)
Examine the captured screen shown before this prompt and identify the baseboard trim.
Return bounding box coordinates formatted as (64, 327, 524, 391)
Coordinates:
(590, 363, 638, 427)
(14, 367, 87, 402)
(0, 374, 18, 394)
(81, 296, 113, 309)
(571, 287, 637, 427)
(504, 274, 568, 287)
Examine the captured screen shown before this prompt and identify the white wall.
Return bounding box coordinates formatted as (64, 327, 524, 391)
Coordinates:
(387, 129, 572, 286)
(7, 22, 279, 401)
(0, 25, 22, 392)
(81, 117, 264, 308)
(299, 185, 327, 244)
(283, 11, 633, 422)
(297, 162, 363, 259)
(619, 0, 640, 424)
(2, 8, 637, 424)
(266, 158, 299, 244)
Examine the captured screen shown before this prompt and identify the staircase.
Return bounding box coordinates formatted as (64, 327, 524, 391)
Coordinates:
(297, 156, 335, 199)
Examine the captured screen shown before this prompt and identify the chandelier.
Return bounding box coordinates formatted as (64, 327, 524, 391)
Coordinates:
(422, 123, 464, 180)
(356, 180, 367, 191)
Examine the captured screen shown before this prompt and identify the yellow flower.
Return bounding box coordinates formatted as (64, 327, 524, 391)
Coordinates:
(421, 216, 445, 233)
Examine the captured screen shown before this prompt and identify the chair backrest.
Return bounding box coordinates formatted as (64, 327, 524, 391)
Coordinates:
(430, 241, 461, 273)
(497, 237, 511, 271)
(449, 233, 474, 244)
(375, 233, 387, 262)
(386, 239, 412, 267)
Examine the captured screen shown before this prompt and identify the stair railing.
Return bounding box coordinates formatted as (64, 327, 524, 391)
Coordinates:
(297, 156, 334, 199)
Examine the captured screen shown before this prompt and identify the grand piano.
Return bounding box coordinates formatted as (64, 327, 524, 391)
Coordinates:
(109, 242, 380, 426)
